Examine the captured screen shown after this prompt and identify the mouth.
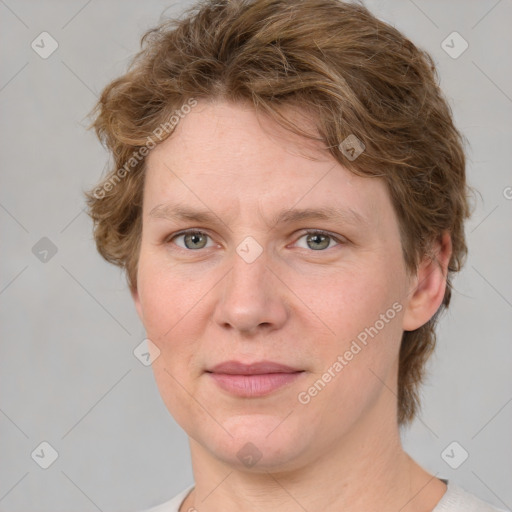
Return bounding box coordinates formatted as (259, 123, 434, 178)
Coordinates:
(205, 360, 305, 398)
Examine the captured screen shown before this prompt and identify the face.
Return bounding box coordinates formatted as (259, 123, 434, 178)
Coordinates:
(132, 99, 426, 472)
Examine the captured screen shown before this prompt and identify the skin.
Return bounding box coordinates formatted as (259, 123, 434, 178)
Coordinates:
(132, 99, 452, 512)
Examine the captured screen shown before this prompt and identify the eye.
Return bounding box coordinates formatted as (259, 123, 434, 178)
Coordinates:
(294, 230, 343, 251)
(169, 230, 215, 250)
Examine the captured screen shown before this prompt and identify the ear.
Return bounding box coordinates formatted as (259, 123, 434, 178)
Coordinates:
(130, 284, 144, 322)
(402, 231, 452, 331)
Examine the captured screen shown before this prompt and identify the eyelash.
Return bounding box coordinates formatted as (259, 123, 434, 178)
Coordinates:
(166, 229, 345, 252)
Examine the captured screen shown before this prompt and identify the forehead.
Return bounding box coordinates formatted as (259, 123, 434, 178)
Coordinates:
(143, 100, 392, 229)
(149, 99, 331, 173)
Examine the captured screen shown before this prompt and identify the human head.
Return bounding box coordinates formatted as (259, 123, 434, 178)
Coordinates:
(85, 0, 471, 425)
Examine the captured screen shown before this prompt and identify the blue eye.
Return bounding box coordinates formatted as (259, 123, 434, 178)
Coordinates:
(171, 230, 214, 250)
(167, 229, 344, 252)
(294, 230, 342, 251)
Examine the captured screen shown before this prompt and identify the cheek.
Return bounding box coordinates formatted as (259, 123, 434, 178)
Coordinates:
(136, 254, 207, 426)
(135, 252, 214, 389)
(300, 261, 402, 341)
(136, 253, 208, 343)
(298, 260, 405, 398)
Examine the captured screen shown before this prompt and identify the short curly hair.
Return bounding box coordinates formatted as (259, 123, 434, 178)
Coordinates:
(85, 0, 472, 425)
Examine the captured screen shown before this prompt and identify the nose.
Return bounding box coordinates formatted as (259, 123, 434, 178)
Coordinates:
(212, 247, 289, 336)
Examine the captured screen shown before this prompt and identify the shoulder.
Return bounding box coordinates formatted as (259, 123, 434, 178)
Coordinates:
(140, 485, 195, 512)
(434, 481, 507, 512)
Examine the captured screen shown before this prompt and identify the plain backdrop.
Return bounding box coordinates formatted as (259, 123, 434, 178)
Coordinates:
(1, 1, 511, 511)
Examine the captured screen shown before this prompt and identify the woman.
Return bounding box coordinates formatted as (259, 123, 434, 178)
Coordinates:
(86, 1, 505, 510)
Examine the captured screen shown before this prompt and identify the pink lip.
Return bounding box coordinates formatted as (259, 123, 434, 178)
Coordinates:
(208, 360, 302, 375)
(206, 360, 304, 397)
(208, 373, 303, 397)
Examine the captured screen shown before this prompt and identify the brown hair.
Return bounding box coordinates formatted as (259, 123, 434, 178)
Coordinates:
(85, 0, 472, 425)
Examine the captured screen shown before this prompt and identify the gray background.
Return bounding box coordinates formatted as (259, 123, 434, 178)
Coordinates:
(1, 0, 511, 510)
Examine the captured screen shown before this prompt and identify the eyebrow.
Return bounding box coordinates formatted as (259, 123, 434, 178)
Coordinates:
(148, 203, 370, 229)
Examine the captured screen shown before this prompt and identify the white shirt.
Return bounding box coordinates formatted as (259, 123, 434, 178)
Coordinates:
(142, 480, 507, 512)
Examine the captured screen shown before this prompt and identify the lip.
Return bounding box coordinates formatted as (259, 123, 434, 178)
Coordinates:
(206, 360, 304, 398)
(207, 360, 302, 375)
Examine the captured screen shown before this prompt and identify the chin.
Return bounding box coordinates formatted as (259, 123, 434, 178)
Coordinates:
(194, 413, 317, 472)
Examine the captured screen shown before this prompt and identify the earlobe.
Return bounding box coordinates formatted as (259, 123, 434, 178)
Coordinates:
(402, 231, 452, 332)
